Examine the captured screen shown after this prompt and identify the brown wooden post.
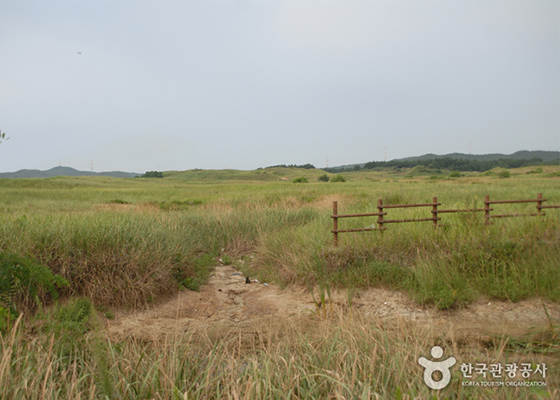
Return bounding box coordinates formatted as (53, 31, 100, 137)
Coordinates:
(377, 199, 384, 231)
(333, 201, 338, 247)
(432, 196, 438, 228)
(484, 195, 490, 225)
(537, 192, 543, 216)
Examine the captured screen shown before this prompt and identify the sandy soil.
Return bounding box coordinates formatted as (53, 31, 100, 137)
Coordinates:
(105, 263, 560, 347)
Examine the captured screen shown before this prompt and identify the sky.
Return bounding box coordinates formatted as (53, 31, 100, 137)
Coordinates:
(1, 0, 558, 173)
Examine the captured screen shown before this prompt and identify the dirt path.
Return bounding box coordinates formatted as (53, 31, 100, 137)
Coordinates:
(106, 264, 560, 344)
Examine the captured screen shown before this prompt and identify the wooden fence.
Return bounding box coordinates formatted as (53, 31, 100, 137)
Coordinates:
(331, 193, 560, 247)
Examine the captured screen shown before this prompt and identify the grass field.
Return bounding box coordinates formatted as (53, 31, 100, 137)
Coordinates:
(1, 165, 559, 398)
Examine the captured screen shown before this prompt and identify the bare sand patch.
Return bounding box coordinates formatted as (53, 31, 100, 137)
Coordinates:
(105, 264, 560, 350)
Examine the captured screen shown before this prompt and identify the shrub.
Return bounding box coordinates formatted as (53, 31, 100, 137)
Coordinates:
(498, 170, 511, 179)
(448, 171, 461, 178)
(330, 174, 346, 183)
(318, 174, 330, 182)
(292, 177, 309, 183)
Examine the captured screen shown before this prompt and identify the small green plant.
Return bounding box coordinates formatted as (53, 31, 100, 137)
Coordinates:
(0, 306, 12, 331)
(41, 297, 96, 357)
(221, 254, 233, 265)
(50, 297, 93, 333)
(346, 287, 357, 318)
(174, 253, 215, 291)
(448, 171, 461, 178)
(330, 174, 346, 183)
(318, 174, 330, 182)
(292, 177, 309, 183)
(308, 281, 333, 319)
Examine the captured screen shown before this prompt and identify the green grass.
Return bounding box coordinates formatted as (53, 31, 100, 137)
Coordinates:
(1, 165, 559, 398)
(1, 308, 557, 399)
(0, 166, 558, 310)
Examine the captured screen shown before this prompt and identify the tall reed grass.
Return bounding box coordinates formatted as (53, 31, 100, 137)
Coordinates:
(2, 309, 556, 399)
(1, 172, 558, 310)
(253, 206, 560, 308)
(1, 170, 559, 398)
(0, 207, 319, 308)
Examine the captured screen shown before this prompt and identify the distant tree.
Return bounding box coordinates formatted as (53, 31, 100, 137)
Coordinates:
(139, 171, 164, 178)
(267, 163, 316, 169)
(0, 130, 9, 144)
(361, 157, 552, 172)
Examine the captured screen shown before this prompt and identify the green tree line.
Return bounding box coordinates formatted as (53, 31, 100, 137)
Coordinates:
(326, 157, 557, 173)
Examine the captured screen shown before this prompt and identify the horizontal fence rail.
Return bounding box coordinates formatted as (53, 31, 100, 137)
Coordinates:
(331, 193, 559, 247)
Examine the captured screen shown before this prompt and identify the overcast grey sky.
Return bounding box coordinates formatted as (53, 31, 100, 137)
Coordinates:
(1, 1, 558, 173)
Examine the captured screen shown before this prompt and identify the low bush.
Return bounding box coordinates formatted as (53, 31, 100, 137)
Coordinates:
(330, 174, 346, 183)
(498, 170, 511, 178)
(292, 177, 309, 183)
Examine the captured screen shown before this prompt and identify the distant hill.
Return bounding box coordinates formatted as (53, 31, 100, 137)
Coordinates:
(328, 150, 560, 171)
(397, 150, 560, 163)
(0, 166, 140, 179)
(165, 167, 330, 182)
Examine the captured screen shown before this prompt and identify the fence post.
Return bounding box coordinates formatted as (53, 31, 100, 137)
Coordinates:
(377, 199, 384, 231)
(333, 201, 338, 247)
(432, 196, 438, 228)
(537, 193, 543, 216)
(484, 195, 490, 225)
